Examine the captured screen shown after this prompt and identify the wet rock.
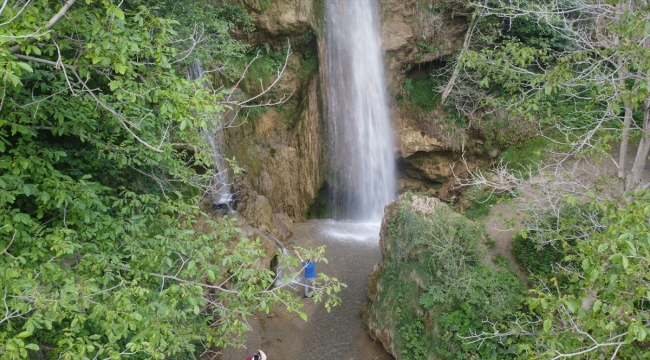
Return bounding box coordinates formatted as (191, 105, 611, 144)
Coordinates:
(226, 66, 327, 222)
(272, 212, 294, 241)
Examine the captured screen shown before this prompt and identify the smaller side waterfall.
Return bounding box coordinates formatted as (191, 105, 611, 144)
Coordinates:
(187, 61, 234, 211)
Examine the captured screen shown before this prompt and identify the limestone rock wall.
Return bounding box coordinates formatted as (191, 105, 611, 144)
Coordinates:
(378, 0, 533, 201)
(378, 0, 479, 200)
(380, 0, 469, 94)
(222, 0, 326, 230)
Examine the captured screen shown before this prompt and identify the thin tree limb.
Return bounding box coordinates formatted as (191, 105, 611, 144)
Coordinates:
(9, 0, 78, 53)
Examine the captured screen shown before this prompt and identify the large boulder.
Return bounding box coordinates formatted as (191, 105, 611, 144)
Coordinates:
(363, 193, 523, 359)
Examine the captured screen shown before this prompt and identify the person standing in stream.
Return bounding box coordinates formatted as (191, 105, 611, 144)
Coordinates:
(294, 249, 317, 298)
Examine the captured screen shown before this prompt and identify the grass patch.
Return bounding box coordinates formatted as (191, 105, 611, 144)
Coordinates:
(462, 184, 514, 220)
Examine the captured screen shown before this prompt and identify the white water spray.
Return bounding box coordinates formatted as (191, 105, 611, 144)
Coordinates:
(326, 0, 397, 221)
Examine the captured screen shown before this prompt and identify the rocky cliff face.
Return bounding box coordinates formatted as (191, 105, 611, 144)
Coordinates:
(218, 0, 326, 240)
(378, 0, 533, 202)
(224, 0, 529, 229)
(380, 0, 469, 94)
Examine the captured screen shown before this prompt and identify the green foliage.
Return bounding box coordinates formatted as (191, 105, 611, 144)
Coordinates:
(398, 316, 427, 360)
(460, 0, 650, 190)
(401, 71, 470, 127)
(497, 136, 552, 177)
(462, 184, 499, 219)
(512, 233, 565, 277)
(468, 192, 650, 358)
(504, 15, 575, 52)
(515, 190, 650, 358)
(231, 44, 292, 96)
(370, 196, 523, 359)
(0, 1, 342, 358)
(153, 0, 252, 65)
(402, 74, 439, 111)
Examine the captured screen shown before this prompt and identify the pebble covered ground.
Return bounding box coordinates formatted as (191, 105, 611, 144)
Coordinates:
(218, 220, 394, 360)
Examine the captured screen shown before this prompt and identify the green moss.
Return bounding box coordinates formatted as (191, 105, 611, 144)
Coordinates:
(259, 0, 273, 11)
(300, 56, 318, 78)
(497, 136, 552, 178)
(401, 72, 469, 127)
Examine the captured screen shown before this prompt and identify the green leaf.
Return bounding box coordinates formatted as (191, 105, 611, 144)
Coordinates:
(112, 7, 125, 20)
(114, 63, 126, 75)
(565, 299, 578, 313)
(16, 331, 32, 338)
(17, 62, 33, 73)
(593, 300, 602, 314)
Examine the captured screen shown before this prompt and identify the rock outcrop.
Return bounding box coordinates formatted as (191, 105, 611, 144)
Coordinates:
(362, 193, 446, 356)
(210, 1, 327, 234)
(378, 0, 535, 200)
(362, 193, 522, 358)
(380, 0, 469, 94)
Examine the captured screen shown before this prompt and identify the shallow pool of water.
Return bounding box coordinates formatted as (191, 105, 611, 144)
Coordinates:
(218, 220, 394, 360)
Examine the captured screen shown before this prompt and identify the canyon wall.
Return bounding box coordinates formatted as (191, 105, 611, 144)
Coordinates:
(225, 0, 531, 229)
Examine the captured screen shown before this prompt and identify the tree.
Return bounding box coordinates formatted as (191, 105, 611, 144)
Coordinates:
(0, 1, 342, 359)
(463, 190, 650, 359)
(451, 0, 650, 191)
(439, 1, 650, 357)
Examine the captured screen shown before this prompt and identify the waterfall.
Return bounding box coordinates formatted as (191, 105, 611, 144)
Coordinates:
(187, 61, 234, 211)
(326, 0, 397, 221)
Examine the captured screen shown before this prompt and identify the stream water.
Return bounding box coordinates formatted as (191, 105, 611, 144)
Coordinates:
(187, 60, 234, 210)
(218, 220, 394, 360)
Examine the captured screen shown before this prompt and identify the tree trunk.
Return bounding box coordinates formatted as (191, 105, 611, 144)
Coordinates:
(440, 16, 477, 105)
(626, 100, 650, 190)
(619, 101, 633, 190)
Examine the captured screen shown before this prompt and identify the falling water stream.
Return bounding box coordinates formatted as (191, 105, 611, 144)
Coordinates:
(327, 0, 397, 221)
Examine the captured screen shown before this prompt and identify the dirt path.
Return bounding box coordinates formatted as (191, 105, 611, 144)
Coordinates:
(218, 220, 394, 360)
(481, 146, 650, 273)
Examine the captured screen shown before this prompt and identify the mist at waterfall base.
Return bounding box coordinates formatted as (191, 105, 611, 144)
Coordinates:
(325, 0, 397, 222)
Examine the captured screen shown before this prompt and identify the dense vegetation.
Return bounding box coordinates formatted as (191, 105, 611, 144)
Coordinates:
(365, 195, 523, 359)
(383, 0, 650, 358)
(435, 0, 650, 357)
(0, 1, 343, 359)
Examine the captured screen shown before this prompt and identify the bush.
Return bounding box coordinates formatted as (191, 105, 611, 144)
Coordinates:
(512, 233, 565, 276)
